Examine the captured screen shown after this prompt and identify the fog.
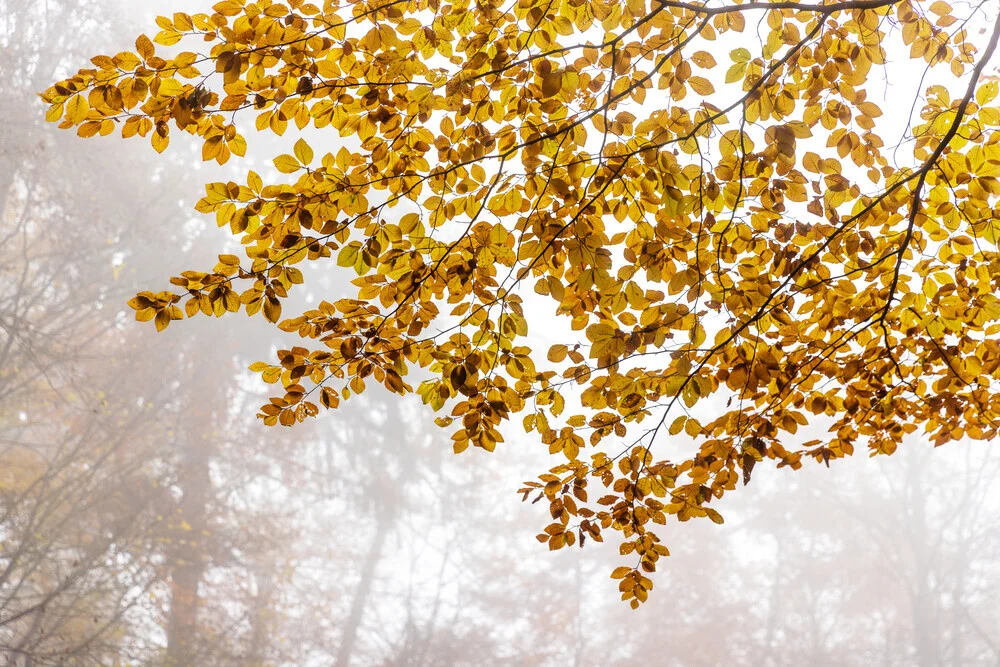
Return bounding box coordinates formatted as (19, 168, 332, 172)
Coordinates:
(2, 0, 999, 665)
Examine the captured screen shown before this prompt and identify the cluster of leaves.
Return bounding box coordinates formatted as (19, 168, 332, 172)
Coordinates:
(43, 0, 1000, 606)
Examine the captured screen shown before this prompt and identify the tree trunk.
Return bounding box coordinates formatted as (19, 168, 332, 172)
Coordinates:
(247, 569, 274, 667)
(165, 446, 211, 666)
(335, 519, 388, 667)
(906, 453, 939, 667)
(0, 155, 13, 223)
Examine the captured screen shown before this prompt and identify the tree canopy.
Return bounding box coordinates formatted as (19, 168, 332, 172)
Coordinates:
(42, 0, 1000, 606)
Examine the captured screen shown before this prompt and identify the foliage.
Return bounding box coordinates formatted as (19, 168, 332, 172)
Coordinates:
(43, 0, 1000, 606)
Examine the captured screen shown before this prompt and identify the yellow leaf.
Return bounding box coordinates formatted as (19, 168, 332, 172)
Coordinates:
(586, 322, 615, 343)
(705, 508, 724, 525)
(400, 212, 421, 234)
(154, 309, 171, 331)
(928, 0, 951, 15)
(263, 296, 281, 323)
(688, 76, 714, 96)
(135, 34, 155, 61)
(541, 71, 563, 99)
(248, 171, 263, 193)
(66, 95, 89, 124)
(730, 48, 751, 63)
(157, 77, 184, 97)
(691, 51, 717, 68)
(977, 80, 998, 106)
(337, 244, 361, 267)
(154, 30, 182, 46)
(45, 103, 64, 122)
(668, 416, 686, 435)
(293, 138, 314, 165)
(151, 131, 169, 153)
(547, 344, 568, 362)
(725, 63, 746, 84)
(274, 154, 300, 173)
(229, 134, 247, 158)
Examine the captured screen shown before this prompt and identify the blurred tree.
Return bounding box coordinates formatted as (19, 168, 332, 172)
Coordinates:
(608, 444, 1000, 667)
(1, 2, 312, 664)
(0, 1, 180, 661)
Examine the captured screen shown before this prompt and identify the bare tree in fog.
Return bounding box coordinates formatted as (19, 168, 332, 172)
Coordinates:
(0, 3, 307, 664)
(0, 1, 174, 662)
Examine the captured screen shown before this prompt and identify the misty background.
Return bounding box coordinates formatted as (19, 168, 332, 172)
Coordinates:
(2, 0, 1000, 665)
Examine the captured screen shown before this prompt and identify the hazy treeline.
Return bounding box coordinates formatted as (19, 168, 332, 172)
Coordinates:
(2, 1, 999, 665)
